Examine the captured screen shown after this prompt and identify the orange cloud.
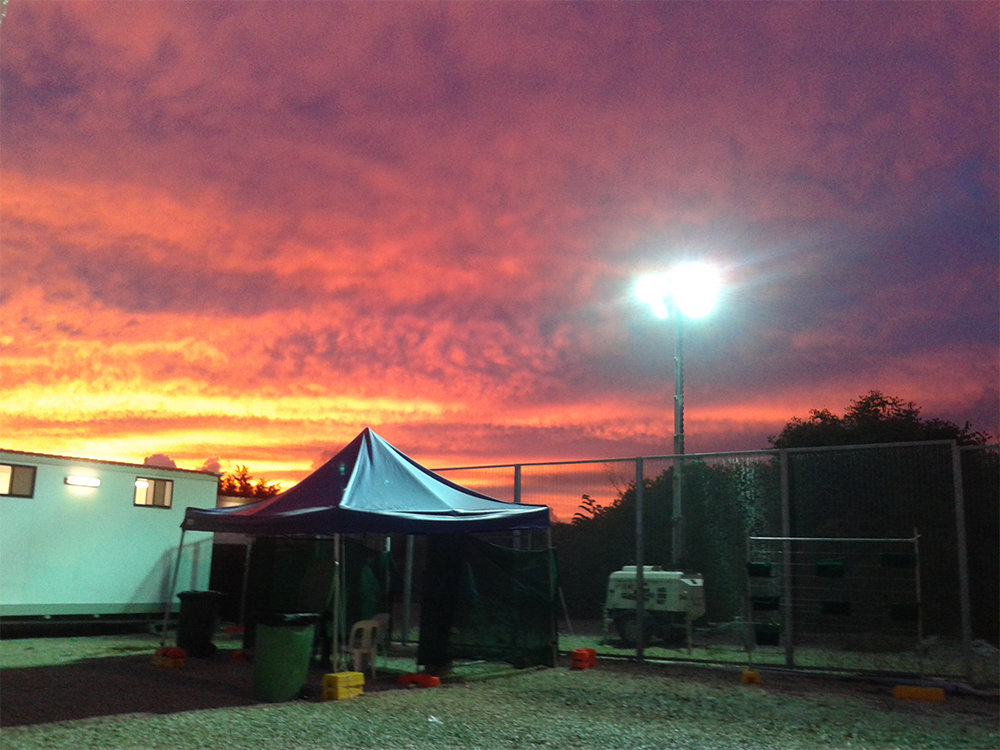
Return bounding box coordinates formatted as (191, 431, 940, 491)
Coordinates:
(1, 1, 995, 496)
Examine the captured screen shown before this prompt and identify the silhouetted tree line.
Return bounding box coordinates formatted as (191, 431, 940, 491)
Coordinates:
(218, 465, 281, 499)
(768, 391, 990, 449)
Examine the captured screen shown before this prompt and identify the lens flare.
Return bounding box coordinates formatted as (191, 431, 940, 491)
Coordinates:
(634, 273, 671, 319)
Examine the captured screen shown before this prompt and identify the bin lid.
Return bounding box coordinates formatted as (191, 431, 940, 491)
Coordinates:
(255, 612, 320, 626)
(177, 590, 226, 599)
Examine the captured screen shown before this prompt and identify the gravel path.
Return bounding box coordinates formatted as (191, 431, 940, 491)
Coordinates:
(0, 638, 404, 728)
(1, 635, 996, 730)
(2, 654, 261, 727)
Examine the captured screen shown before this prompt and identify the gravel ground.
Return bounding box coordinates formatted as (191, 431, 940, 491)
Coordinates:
(0, 633, 421, 728)
(1, 632, 997, 749)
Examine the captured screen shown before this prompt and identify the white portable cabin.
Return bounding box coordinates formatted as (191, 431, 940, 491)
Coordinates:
(0, 449, 218, 619)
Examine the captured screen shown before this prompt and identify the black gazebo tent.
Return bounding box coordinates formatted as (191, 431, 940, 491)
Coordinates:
(170, 428, 555, 667)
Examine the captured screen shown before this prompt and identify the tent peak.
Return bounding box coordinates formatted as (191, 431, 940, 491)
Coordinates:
(182, 429, 550, 535)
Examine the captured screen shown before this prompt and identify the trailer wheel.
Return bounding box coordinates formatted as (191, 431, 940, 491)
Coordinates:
(613, 611, 657, 646)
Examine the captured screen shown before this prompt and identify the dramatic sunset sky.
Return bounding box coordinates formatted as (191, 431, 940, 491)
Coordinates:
(1, 1, 997, 487)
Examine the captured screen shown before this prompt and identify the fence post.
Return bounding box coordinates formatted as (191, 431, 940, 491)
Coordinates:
(780, 449, 794, 668)
(635, 457, 645, 661)
(914, 528, 924, 679)
(513, 464, 523, 550)
(951, 442, 973, 683)
(672, 312, 685, 566)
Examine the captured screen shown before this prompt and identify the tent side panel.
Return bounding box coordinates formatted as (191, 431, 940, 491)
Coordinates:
(418, 535, 557, 668)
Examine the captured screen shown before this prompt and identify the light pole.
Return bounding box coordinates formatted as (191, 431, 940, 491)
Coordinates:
(636, 263, 719, 567)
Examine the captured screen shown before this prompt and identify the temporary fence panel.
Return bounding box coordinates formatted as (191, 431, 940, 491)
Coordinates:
(525, 460, 644, 630)
(434, 441, 996, 686)
(959, 445, 999, 648)
(784, 441, 965, 671)
(747, 534, 922, 676)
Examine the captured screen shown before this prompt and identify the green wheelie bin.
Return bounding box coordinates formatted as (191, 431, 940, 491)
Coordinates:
(252, 613, 319, 702)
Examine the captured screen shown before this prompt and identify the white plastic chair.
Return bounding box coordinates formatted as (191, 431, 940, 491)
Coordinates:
(345, 619, 379, 680)
(372, 612, 390, 658)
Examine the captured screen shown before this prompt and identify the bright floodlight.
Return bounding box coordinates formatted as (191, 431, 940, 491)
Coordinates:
(635, 263, 720, 319)
(670, 263, 720, 318)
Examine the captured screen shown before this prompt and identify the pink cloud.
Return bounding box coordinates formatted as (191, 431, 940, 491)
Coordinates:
(1, 1, 995, 483)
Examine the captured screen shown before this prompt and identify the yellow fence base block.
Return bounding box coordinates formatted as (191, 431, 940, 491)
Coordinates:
(893, 685, 945, 702)
(741, 669, 761, 684)
(324, 672, 365, 688)
(323, 672, 365, 700)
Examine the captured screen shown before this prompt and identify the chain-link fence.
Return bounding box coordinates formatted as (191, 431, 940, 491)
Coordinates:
(436, 441, 999, 687)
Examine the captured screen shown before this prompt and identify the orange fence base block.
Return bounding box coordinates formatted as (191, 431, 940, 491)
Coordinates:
(398, 673, 441, 687)
(152, 655, 186, 668)
(893, 685, 945, 702)
(741, 669, 761, 684)
(571, 648, 597, 670)
(152, 646, 187, 669)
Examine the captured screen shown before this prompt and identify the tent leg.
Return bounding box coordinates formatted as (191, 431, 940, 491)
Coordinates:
(403, 534, 414, 647)
(384, 536, 392, 644)
(333, 533, 341, 670)
(160, 529, 186, 647)
(238, 537, 254, 630)
(547, 528, 559, 666)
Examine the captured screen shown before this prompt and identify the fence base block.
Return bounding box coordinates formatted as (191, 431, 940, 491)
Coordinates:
(571, 648, 597, 670)
(893, 685, 945, 702)
(741, 669, 761, 684)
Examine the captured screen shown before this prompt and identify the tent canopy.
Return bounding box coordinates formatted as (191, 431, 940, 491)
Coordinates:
(182, 428, 550, 536)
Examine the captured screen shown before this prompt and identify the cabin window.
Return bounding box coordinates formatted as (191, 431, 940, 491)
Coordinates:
(0, 464, 37, 497)
(134, 478, 173, 508)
